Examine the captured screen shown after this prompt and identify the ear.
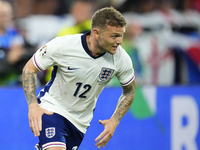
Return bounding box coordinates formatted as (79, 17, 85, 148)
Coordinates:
(93, 28, 100, 39)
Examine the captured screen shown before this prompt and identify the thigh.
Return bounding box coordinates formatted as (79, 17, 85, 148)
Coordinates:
(38, 113, 67, 150)
(64, 119, 85, 150)
(37, 113, 85, 150)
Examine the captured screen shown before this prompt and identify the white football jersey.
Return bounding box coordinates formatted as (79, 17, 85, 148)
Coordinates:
(33, 33, 135, 133)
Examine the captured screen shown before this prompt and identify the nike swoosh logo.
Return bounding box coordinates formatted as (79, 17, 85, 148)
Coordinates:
(68, 66, 80, 70)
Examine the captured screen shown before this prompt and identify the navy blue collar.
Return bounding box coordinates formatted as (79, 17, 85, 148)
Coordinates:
(81, 32, 106, 59)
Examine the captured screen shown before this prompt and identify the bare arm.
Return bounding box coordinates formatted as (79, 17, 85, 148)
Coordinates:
(112, 80, 135, 123)
(95, 80, 135, 149)
(22, 58, 53, 137)
(22, 57, 39, 106)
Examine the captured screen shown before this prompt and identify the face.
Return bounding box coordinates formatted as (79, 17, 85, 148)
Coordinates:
(96, 25, 125, 55)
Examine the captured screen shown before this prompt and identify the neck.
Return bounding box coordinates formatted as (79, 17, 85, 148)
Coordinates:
(86, 34, 97, 57)
(86, 33, 105, 57)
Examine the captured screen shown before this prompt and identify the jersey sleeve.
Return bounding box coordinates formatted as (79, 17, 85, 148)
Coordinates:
(116, 48, 135, 86)
(33, 37, 60, 71)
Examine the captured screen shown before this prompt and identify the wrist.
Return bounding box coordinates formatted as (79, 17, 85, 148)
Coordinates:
(111, 117, 119, 127)
(28, 102, 39, 109)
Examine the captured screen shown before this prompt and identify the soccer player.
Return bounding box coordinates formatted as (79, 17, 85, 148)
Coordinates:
(22, 7, 135, 150)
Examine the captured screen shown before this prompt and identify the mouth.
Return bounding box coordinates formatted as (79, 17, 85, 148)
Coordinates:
(112, 46, 118, 50)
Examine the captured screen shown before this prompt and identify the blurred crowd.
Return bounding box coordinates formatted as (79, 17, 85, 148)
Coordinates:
(0, 0, 200, 87)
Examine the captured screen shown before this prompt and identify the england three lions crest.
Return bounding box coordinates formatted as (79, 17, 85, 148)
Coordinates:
(45, 127, 55, 138)
(99, 67, 114, 81)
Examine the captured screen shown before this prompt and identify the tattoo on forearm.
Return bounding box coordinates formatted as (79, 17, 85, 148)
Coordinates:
(22, 69, 37, 106)
(113, 81, 135, 123)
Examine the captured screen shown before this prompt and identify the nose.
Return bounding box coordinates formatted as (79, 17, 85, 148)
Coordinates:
(116, 37, 123, 45)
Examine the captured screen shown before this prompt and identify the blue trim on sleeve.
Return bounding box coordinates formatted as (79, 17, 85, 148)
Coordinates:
(37, 66, 58, 103)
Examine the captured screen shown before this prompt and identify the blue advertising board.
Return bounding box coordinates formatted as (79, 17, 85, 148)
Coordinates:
(0, 86, 199, 150)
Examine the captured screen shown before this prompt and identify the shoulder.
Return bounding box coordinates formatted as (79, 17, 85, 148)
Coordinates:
(56, 34, 82, 45)
(57, 34, 83, 40)
(48, 34, 83, 55)
(112, 46, 133, 72)
(114, 45, 132, 61)
(56, 33, 83, 45)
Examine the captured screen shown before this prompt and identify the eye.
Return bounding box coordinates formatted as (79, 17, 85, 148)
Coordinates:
(111, 35, 118, 39)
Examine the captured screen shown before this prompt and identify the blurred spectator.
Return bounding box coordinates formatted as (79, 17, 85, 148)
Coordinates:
(58, 0, 92, 36)
(42, 0, 93, 84)
(0, 0, 25, 86)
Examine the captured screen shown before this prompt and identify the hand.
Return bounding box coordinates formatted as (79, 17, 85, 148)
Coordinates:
(28, 103, 53, 137)
(95, 118, 119, 149)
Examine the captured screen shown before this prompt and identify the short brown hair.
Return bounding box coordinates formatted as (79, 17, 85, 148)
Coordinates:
(91, 7, 126, 29)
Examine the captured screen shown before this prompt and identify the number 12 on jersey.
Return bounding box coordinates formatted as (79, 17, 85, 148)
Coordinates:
(73, 82, 91, 98)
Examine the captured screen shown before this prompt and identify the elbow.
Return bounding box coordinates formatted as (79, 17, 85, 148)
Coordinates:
(22, 62, 29, 76)
(22, 57, 38, 75)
